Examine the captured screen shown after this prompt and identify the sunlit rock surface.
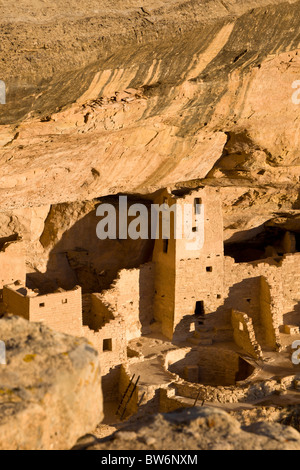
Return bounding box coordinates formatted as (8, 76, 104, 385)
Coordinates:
(82, 406, 300, 451)
(0, 0, 300, 231)
(0, 315, 102, 450)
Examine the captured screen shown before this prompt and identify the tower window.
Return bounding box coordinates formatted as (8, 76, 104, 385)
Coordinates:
(194, 198, 202, 215)
(206, 266, 213, 272)
(39, 303, 45, 308)
(103, 339, 113, 352)
(62, 299, 68, 304)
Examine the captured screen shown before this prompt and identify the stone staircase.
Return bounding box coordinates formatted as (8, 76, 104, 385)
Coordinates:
(188, 326, 214, 346)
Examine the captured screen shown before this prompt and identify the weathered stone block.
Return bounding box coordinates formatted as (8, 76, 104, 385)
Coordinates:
(0, 315, 103, 450)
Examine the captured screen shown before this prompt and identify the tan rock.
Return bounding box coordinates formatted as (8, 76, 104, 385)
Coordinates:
(86, 406, 300, 451)
(0, 315, 103, 450)
(0, 0, 300, 217)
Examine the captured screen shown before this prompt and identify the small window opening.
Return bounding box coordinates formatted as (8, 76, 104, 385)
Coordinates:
(194, 198, 202, 215)
(163, 238, 169, 253)
(62, 299, 68, 304)
(103, 339, 112, 352)
(206, 266, 213, 272)
(39, 303, 45, 308)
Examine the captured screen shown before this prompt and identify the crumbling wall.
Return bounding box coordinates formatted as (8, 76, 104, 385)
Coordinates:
(83, 315, 127, 377)
(82, 310, 127, 399)
(3, 286, 29, 320)
(223, 254, 300, 346)
(89, 293, 114, 330)
(222, 258, 281, 345)
(95, 263, 155, 341)
(82, 313, 127, 399)
(220, 261, 263, 328)
(159, 388, 191, 413)
(231, 310, 262, 359)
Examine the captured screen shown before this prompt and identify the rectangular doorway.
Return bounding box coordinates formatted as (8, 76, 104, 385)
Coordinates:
(195, 301, 205, 325)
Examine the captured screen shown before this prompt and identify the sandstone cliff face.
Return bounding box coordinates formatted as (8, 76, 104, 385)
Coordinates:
(2, 3, 300, 450)
(1, 0, 300, 239)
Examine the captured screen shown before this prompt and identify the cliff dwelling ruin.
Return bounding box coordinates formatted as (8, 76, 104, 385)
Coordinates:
(4, 0, 300, 450)
(1, 186, 300, 424)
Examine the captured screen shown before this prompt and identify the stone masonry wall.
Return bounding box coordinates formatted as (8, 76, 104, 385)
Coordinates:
(174, 256, 225, 334)
(152, 190, 176, 339)
(231, 310, 262, 359)
(165, 345, 243, 387)
(222, 254, 300, 346)
(88, 293, 114, 330)
(173, 188, 224, 336)
(260, 277, 281, 349)
(28, 286, 83, 337)
(3, 285, 83, 337)
(197, 347, 240, 386)
(153, 187, 224, 339)
(119, 365, 139, 419)
(83, 315, 127, 377)
(3, 286, 29, 320)
(96, 263, 155, 341)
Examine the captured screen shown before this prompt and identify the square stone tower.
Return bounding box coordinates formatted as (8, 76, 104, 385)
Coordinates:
(152, 187, 224, 340)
